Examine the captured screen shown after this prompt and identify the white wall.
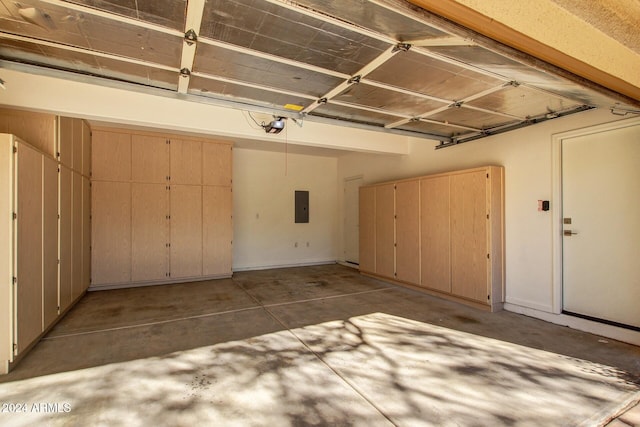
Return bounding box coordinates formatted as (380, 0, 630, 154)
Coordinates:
(337, 108, 640, 344)
(233, 147, 338, 270)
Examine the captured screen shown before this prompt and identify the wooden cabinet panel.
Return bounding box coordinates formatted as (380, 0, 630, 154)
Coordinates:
(450, 170, 489, 303)
(0, 136, 12, 371)
(420, 175, 451, 293)
(58, 116, 73, 168)
(82, 177, 91, 292)
(92, 181, 131, 286)
(0, 108, 56, 158)
(59, 166, 73, 311)
(203, 186, 232, 276)
(92, 131, 131, 181)
(43, 157, 59, 329)
(171, 139, 202, 185)
(375, 184, 395, 279)
(71, 172, 83, 301)
(170, 185, 203, 278)
(359, 186, 376, 274)
(72, 119, 83, 173)
(16, 143, 43, 353)
(395, 180, 420, 285)
(202, 143, 232, 186)
(132, 183, 169, 282)
(82, 121, 91, 177)
(132, 135, 169, 184)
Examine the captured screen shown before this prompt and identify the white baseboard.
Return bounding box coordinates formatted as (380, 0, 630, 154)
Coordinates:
(232, 259, 337, 272)
(504, 302, 640, 346)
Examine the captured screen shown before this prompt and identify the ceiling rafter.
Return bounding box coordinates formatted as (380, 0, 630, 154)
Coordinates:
(177, 0, 206, 94)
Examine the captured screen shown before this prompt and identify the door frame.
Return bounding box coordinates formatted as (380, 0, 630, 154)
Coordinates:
(551, 116, 640, 314)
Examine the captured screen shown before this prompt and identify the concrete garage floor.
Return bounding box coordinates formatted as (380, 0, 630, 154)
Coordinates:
(0, 264, 639, 426)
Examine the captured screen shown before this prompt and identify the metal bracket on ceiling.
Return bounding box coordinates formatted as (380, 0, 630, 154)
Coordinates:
(317, 97, 328, 104)
(184, 29, 198, 46)
(393, 43, 412, 53)
(180, 68, 191, 77)
(348, 75, 361, 84)
(450, 101, 464, 108)
(507, 80, 521, 88)
(409, 117, 421, 122)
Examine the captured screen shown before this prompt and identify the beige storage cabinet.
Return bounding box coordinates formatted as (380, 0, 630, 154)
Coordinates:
(91, 128, 233, 289)
(359, 166, 504, 311)
(0, 111, 91, 375)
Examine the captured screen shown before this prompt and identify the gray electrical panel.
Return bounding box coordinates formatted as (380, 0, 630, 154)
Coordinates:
(295, 191, 309, 223)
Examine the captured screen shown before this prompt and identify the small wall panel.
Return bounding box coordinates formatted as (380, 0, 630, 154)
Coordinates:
(0, 108, 56, 158)
(203, 186, 232, 276)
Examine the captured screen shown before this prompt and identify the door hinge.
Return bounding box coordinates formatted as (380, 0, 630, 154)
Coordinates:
(486, 214, 489, 219)
(13, 343, 17, 354)
(12, 212, 16, 220)
(487, 294, 490, 301)
(13, 146, 17, 154)
(12, 276, 17, 285)
(486, 173, 489, 178)
(487, 253, 490, 259)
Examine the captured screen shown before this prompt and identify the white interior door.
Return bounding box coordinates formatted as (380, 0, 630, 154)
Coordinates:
(344, 177, 362, 265)
(562, 122, 640, 329)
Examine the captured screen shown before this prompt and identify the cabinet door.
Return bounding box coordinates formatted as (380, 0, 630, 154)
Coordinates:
(82, 120, 91, 178)
(43, 157, 59, 329)
(59, 166, 73, 310)
(359, 186, 376, 274)
(420, 175, 451, 293)
(132, 135, 169, 184)
(58, 116, 73, 168)
(375, 184, 395, 279)
(72, 119, 83, 173)
(92, 131, 131, 182)
(82, 177, 91, 291)
(202, 143, 232, 186)
(171, 139, 202, 185)
(202, 186, 232, 276)
(71, 172, 83, 301)
(92, 181, 131, 286)
(450, 170, 489, 302)
(132, 183, 169, 282)
(395, 180, 420, 284)
(16, 143, 43, 353)
(170, 185, 203, 278)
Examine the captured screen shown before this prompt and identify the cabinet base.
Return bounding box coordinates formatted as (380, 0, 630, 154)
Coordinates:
(361, 271, 504, 312)
(89, 274, 233, 291)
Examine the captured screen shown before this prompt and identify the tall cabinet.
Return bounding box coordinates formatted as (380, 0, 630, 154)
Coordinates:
(1, 108, 92, 375)
(91, 128, 233, 289)
(359, 166, 504, 311)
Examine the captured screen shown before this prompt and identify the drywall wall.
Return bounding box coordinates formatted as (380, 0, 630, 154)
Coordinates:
(337, 108, 640, 344)
(233, 147, 338, 270)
